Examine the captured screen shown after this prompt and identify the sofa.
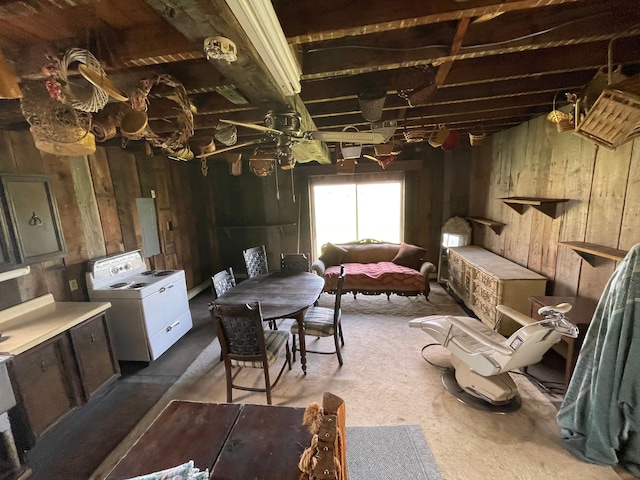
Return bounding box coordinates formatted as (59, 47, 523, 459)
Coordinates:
(311, 239, 436, 300)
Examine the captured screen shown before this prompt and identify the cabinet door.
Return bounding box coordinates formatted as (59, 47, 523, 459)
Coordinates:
(9, 337, 81, 447)
(69, 314, 120, 400)
(0, 174, 66, 270)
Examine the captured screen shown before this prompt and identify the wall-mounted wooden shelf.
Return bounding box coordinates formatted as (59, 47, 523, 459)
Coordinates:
(559, 241, 628, 266)
(499, 197, 569, 218)
(465, 217, 505, 234)
(217, 223, 297, 236)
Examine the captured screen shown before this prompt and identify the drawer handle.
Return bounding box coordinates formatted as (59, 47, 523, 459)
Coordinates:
(41, 360, 46, 372)
(90, 333, 96, 343)
(159, 284, 174, 293)
(166, 320, 180, 332)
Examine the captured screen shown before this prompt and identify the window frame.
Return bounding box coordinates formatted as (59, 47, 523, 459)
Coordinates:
(308, 172, 405, 258)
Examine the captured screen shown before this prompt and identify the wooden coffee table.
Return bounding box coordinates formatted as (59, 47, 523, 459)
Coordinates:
(105, 400, 310, 480)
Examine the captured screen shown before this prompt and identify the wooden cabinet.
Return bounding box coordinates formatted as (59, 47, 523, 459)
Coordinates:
(69, 313, 120, 401)
(448, 246, 547, 335)
(7, 313, 119, 451)
(0, 174, 66, 272)
(8, 335, 82, 449)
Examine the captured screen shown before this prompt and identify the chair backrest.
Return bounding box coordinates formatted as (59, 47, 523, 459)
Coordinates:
(243, 245, 268, 278)
(333, 264, 346, 320)
(211, 302, 267, 362)
(212, 267, 236, 298)
(280, 253, 310, 273)
(497, 322, 566, 373)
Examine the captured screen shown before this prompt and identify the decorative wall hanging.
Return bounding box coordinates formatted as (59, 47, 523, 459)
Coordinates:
(129, 74, 194, 150)
(50, 48, 110, 112)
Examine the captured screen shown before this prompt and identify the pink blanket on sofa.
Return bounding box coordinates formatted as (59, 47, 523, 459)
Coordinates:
(324, 262, 424, 292)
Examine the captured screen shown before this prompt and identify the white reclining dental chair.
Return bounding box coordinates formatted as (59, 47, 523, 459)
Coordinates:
(410, 303, 578, 409)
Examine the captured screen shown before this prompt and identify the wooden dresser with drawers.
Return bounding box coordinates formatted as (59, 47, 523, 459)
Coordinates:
(447, 245, 547, 335)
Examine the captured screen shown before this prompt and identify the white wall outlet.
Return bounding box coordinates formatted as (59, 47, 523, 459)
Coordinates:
(150, 189, 156, 199)
(69, 279, 78, 291)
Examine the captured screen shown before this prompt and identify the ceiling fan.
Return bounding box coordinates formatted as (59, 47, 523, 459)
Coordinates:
(199, 110, 388, 168)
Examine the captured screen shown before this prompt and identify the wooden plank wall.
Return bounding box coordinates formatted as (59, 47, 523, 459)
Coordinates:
(469, 115, 640, 302)
(0, 131, 217, 310)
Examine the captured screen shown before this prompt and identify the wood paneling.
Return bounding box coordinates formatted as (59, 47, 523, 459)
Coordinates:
(470, 117, 640, 303)
(0, 134, 220, 308)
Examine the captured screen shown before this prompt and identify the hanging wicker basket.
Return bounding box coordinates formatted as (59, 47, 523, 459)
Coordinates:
(469, 125, 486, 146)
(358, 88, 386, 122)
(340, 126, 362, 159)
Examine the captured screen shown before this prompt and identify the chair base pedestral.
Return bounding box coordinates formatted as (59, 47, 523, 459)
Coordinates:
(441, 369, 522, 413)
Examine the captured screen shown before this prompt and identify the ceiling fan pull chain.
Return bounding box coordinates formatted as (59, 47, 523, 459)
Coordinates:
(291, 168, 296, 203)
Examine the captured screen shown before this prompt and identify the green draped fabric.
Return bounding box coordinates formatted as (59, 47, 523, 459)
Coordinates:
(557, 243, 640, 477)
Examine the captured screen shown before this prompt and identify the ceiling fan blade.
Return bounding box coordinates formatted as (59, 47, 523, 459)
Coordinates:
(307, 130, 386, 144)
(197, 139, 265, 158)
(219, 119, 283, 135)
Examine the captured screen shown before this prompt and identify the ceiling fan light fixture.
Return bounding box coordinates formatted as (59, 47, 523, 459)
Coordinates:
(204, 36, 238, 64)
(225, 0, 301, 96)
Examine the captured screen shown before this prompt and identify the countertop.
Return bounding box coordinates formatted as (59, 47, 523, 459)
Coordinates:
(0, 294, 111, 355)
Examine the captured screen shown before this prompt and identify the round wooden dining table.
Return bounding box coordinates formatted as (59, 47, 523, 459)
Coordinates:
(213, 271, 325, 374)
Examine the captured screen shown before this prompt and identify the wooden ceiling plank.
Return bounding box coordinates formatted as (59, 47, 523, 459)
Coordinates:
(275, 0, 586, 44)
(442, 36, 640, 87)
(301, 70, 595, 105)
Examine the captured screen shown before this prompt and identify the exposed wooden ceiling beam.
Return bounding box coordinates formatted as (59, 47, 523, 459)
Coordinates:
(276, 0, 586, 44)
(435, 17, 471, 86)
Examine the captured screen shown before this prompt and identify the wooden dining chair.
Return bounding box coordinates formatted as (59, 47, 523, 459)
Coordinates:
(291, 265, 346, 366)
(243, 245, 269, 278)
(212, 267, 236, 299)
(211, 301, 291, 405)
(280, 253, 311, 273)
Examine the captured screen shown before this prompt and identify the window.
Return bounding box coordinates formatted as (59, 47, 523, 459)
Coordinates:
(309, 173, 404, 257)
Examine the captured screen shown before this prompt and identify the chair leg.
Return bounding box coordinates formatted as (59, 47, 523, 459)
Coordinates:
(291, 334, 297, 363)
(338, 323, 345, 347)
(263, 363, 272, 405)
(333, 332, 344, 366)
(225, 365, 233, 403)
(286, 341, 292, 370)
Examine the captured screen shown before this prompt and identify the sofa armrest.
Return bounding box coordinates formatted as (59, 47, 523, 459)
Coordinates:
(419, 261, 436, 299)
(311, 259, 326, 277)
(419, 261, 436, 277)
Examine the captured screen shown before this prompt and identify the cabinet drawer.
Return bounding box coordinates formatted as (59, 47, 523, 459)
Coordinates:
(148, 310, 192, 361)
(474, 270, 498, 293)
(473, 282, 498, 306)
(449, 252, 463, 269)
(471, 296, 498, 328)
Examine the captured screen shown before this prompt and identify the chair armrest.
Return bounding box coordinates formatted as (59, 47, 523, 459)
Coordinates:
(311, 259, 326, 277)
(495, 304, 537, 328)
(445, 316, 513, 355)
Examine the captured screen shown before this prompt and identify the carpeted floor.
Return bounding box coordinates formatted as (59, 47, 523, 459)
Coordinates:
(92, 284, 629, 480)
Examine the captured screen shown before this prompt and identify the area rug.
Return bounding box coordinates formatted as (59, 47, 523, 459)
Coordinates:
(347, 425, 443, 480)
(94, 283, 624, 480)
